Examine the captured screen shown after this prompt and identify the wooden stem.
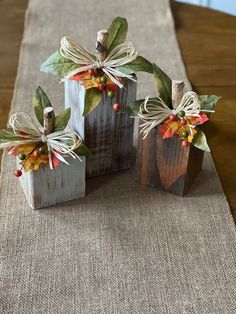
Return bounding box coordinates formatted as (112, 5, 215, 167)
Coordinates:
(172, 80, 185, 109)
(44, 107, 55, 135)
(96, 30, 109, 62)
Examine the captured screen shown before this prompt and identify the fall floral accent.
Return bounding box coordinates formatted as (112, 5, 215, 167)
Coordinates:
(0, 87, 90, 176)
(127, 63, 221, 152)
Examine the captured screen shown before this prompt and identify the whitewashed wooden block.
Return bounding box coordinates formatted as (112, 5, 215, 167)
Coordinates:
(18, 157, 85, 209)
(65, 78, 137, 177)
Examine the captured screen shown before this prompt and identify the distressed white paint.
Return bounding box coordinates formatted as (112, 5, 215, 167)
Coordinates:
(19, 157, 85, 209)
(65, 78, 137, 177)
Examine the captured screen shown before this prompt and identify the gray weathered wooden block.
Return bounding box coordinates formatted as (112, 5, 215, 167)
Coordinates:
(65, 78, 137, 177)
(19, 157, 85, 209)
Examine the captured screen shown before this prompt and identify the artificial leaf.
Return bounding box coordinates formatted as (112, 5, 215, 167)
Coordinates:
(126, 97, 161, 117)
(74, 143, 91, 156)
(71, 71, 117, 91)
(153, 63, 172, 107)
(160, 118, 197, 142)
(117, 56, 153, 75)
(193, 113, 209, 125)
(33, 86, 52, 126)
(0, 128, 21, 143)
(192, 128, 210, 152)
(160, 121, 180, 139)
(83, 88, 102, 116)
(107, 17, 128, 53)
(40, 50, 78, 77)
(199, 95, 221, 112)
(54, 108, 71, 131)
(11, 144, 49, 171)
(126, 99, 144, 116)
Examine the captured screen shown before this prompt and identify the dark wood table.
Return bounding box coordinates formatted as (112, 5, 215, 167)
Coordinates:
(1, 0, 235, 219)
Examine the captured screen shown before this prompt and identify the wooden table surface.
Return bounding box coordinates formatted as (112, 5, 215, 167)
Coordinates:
(0, 0, 235, 219)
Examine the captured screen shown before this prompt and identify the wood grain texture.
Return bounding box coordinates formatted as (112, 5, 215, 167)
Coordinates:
(136, 126, 204, 196)
(19, 157, 85, 209)
(171, 1, 236, 209)
(65, 78, 137, 177)
(0, 0, 28, 163)
(96, 30, 109, 62)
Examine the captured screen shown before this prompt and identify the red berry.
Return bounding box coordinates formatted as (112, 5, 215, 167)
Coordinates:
(113, 103, 120, 112)
(88, 69, 97, 76)
(169, 114, 177, 121)
(181, 140, 189, 148)
(14, 169, 22, 177)
(98, 83, 106, 92)
(33, 149, 41, 157)
(180, 118, 187, 125)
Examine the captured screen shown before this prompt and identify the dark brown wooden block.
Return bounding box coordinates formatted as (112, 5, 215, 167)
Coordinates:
(136, 125, 204, 196)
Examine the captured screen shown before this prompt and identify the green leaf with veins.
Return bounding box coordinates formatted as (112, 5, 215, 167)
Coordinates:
(40, 51, 78, 77)
(74, 143, 91, 156)
(54, 108, 71, 131)
(33, 86, 52, 126)
(192, 128, 210, 152)
(199, 95, 221, 112)
(107, 17, 128, 53)
(83, 88, 102, 116)
(126, 97, 163, 117)
(117, 56, 153, 75)
(153, 63, 172, 107)
(0, 128, 21, 143)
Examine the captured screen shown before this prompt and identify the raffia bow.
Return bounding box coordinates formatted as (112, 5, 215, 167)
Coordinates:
(0, 112, 82, 169)
(60, 36, 138, 88)
(138, 91, 201, 138)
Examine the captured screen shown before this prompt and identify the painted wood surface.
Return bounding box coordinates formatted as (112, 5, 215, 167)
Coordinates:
(19, 157, 85, 209)
(65, 77, 137, 177)
(136, 126, 204, 196)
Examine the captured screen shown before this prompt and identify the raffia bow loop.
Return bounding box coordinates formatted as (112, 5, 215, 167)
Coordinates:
(59, 36, 138, 88)
(138, 91, 201, 139)
(173, 91, 201, 117)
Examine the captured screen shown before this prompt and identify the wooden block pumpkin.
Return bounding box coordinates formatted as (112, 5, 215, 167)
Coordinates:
(0, 87, 90, 209)
(40, 17, 152, 177)
(127, 64, 221, 196)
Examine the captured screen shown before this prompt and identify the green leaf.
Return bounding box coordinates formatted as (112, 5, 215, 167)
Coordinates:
(74, 143, 91, 156)
(83, 88, 102, 116)
(126, 99, 145, 116)
(0, 128, 21, 142)
(40, 51, 78, 77)
(107, 17, 128, 53)
(153, 63, 172, 107)
(199, 95, 221, 112)
(117, 56, 153, 75)
(33, 86, 52, 126)
(126, 97, 164, 117)
(54, 108, 71, 131)
(192, 128, 210, 152)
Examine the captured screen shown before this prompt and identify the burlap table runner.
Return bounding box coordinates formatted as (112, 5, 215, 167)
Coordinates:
(1, 0, 236, 313)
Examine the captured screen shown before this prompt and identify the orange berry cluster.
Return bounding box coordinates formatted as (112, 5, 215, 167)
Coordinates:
(14, 145, 47, 177)
(169, 112, 190, 148)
